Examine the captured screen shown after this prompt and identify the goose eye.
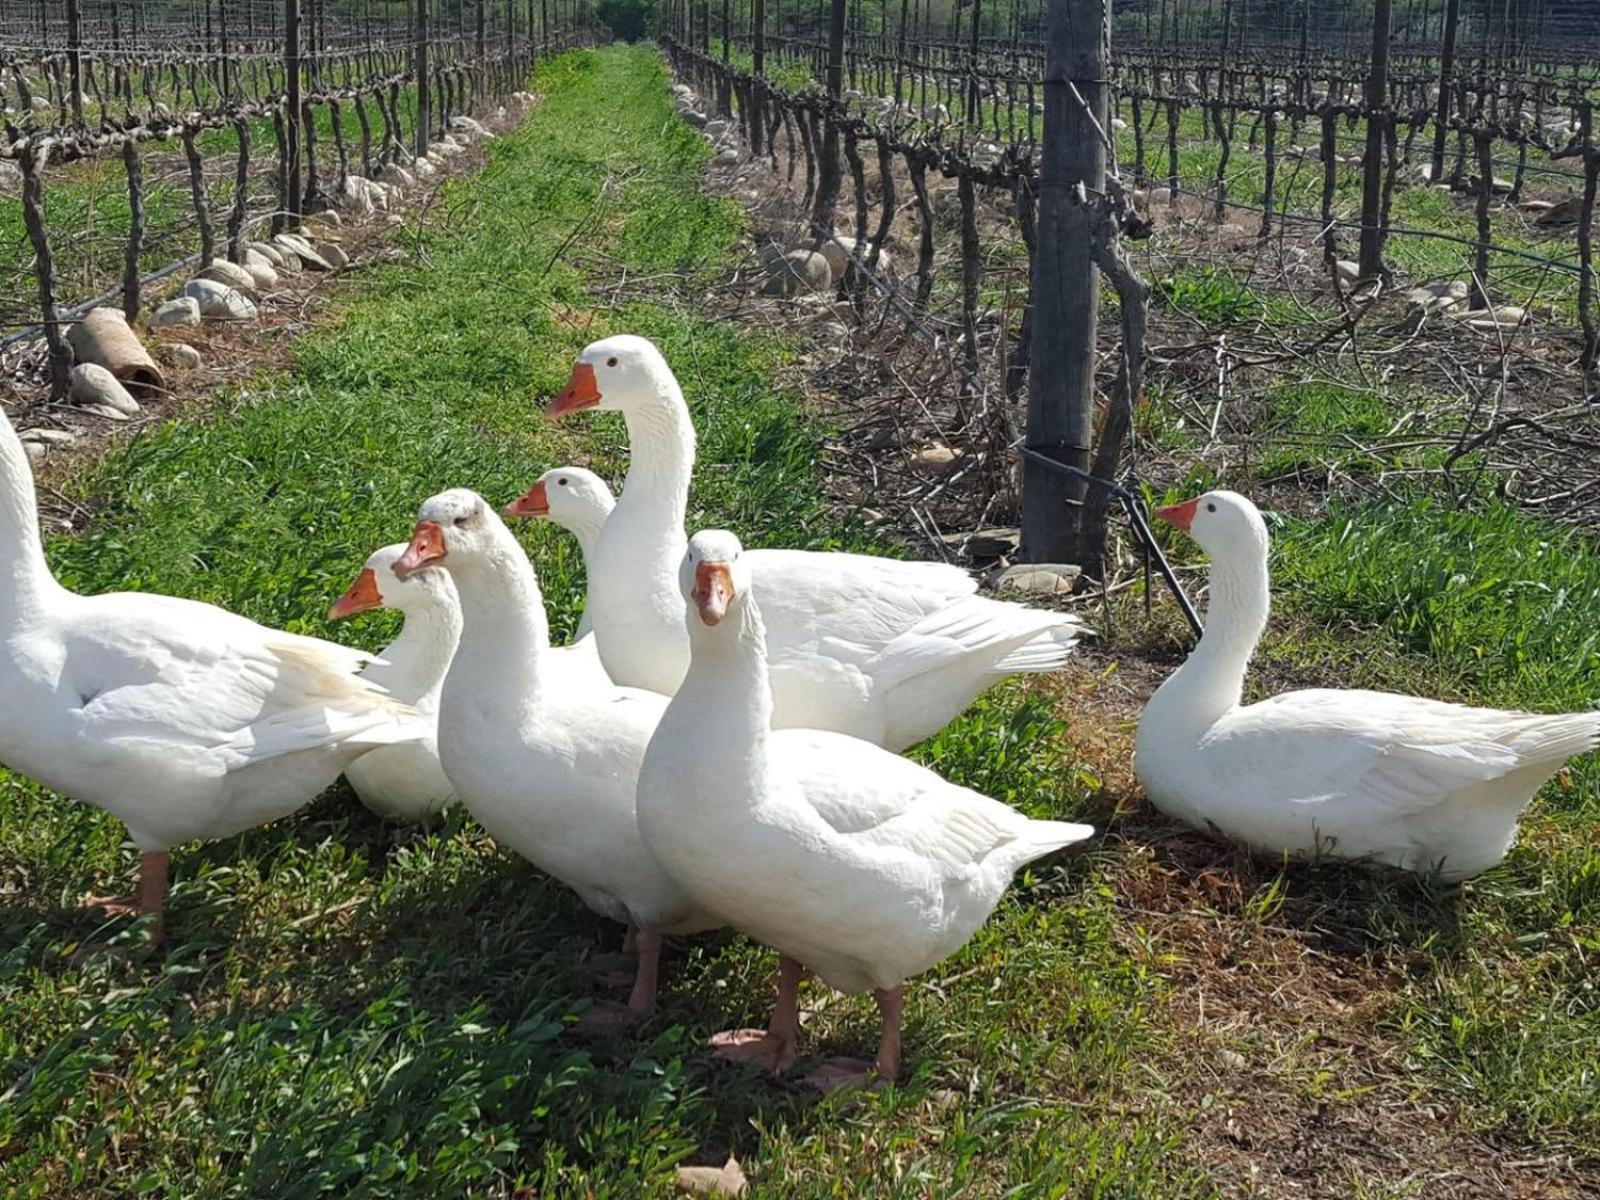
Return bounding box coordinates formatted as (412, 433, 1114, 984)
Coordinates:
(1205, 502, 1216, 513)
(557, 477, 568, 486)
(454, 515, 470, 528)
(606, 356, 618, 367)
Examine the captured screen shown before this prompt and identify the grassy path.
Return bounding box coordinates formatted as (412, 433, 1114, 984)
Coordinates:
(0, 44, 1595, 1198)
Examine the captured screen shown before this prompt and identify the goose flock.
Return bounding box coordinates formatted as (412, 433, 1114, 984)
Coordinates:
(3, 333, 1595, 1089)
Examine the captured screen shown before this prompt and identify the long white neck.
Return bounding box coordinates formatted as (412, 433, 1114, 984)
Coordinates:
(1149, 539, 1271, 729)
(564, 514, 607, 565)
(440, 531, 551, 726)
(371, 598, 462, 709)
(617, 375, 696, 511)
(671, 595, 773, 797)
(589, 381, 696, 692)
(0, 408, 67, 623)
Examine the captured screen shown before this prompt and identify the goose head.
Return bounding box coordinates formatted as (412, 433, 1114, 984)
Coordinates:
(546, 334, 673, 419)
(328, 543, 458, 622)
(502, 465, 616, 528)
(394, 489, 500, 579)
(679, 529, 755, 629)
(1155, 489, 1269, 565)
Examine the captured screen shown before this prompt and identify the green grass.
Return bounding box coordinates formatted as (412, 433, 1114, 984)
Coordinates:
(5, 42, 1599, 1197)
(1265, 500, 1600, 1145)
(0, 46, 1208, 1197)
(1, 81, 432, 324)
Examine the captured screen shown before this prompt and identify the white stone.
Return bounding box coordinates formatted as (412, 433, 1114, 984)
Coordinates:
(1404, 280, 1469, 312)
(70, 362, 141, 416)
(816, 236, 859, 283)
(249, 240, 287, 267)
(449, 115, 493, 140)
(183, 277, 258, 321)
(761, 249, 831, 296)
(272, 233, 333, 271)
(149, 297, 202, 329)
(19, 427, 74, 446)
(994, 563, 1082, 596)
(316, 242, 350, 269)
(197, 259, 258, 294)
(714, 149, 739, 166)
(154, 342, 203, 370)
(411, 156, 438, 179)
(376, 162, 415, 189)
(0, 160, 21, 193)
(245, 260, 278, 291)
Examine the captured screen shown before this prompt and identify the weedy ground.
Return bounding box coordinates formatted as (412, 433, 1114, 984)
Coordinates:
(0, 45, 1595, 1199)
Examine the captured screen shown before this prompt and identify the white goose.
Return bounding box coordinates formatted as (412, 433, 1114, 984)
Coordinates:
(503, 465, 615, 640)
(393, 488, 718, 1023)
(637, 530, 1094, 1089)
(328, 544, 460, 823)
(543, 334, 1087, 750)
(0, 404, 421, 939)
(1136, 490, 1599, 880)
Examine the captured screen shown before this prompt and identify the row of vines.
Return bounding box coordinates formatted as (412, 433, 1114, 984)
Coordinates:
(2, 0, 603, 399)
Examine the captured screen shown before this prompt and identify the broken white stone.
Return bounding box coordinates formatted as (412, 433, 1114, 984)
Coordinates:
(149, 296, 202, 328)
(20, 427, 75, 446)
(1404, 280, 1469, 312)
(761, 249, 831, 296)
(994, 563, 1082, 596)
(272, 233, 332, 271)
(70, 362, 141, 416)
(376, 162, 415, 189)
(183, 277, 258, 321)
(197, 259, 259, 295)
(249, 240, 287, 268)
(154, 342, 203, 370)
(449, 115, 493, 139)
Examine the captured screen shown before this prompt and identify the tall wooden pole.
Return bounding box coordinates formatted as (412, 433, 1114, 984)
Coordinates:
(285, 0, 302, 223)
(66, 0, 83, 126)
(1021, 0, 1106, 567)
(1358, 0, 1392, 275)
(1429, 0, 1460, 184)
(415, 0, 431, 156)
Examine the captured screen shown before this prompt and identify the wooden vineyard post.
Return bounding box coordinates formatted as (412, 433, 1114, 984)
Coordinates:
(750, 0, 766, 156)
(812, 0, 846, 235)
(285, 0, 302, 227)
(415, 0, 431, 158)
(66, 0, 84, 126)
(1021, 0, 1107, 568)
(123, 139, 146, 319)
(1358, 0, 1392, 277)
(18, 151, 72, 402)
(1429, 0, 1460, 186)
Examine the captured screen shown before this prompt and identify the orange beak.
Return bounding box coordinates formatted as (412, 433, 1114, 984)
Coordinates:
(502, 479, 550, 519)
(327, 568, 384, 621)
(545, 361, 602, 418)
(1155, 497, 1200, 533)
(692, 561, 734, 626)
(393, 521, 447, 578)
